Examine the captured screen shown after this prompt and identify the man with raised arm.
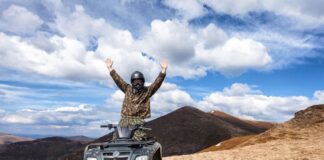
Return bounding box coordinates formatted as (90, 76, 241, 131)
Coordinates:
(105, 58, 168, 140)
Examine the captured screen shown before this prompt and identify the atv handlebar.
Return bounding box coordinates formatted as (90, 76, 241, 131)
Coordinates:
(100, 124, 116, 129)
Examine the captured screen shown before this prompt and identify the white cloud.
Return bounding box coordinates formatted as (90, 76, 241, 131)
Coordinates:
(0, 104, 110, 125)
(0, 32, 108, 82)
(0, 2, 317, 84)
(196, 37, 272, 76)
(165, 0, 324, 27)
(1, 114, 35, 124)
(140, 19, 196, 64)
(139, 19, 272, 77)
(0, 3, 274, 82)
(54, 104, 93, 112)
(0, 109, 5, 114)
(0, 5, 43, 34)
(314, 90, 324, 101)
(0, 83, 30, 103)
(263, 0, 324, 28)
(197, 83, 322, 121)
(163, 0, 205, 20)
(223, 83, 261, 96)
(198, 24, 228, 49)
(203, 0, 261, 15)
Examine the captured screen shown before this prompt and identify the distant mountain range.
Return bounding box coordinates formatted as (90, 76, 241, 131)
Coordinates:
(64, 106, 273, 160)
(0, 106, 274, 160)
(0, 137, 83, 160)
(10, 133, 96, 141)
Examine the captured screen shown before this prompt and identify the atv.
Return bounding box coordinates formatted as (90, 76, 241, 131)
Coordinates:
(83, 124, 162, 160)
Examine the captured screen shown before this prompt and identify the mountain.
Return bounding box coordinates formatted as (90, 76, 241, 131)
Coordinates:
(237, 104, 324, 148)
(0, 133, 32, 145)
(200, 109, 276, 152)
(64, 106, 272, 159)
(0, 137, 83, 160)
(164, 104, 324, 160)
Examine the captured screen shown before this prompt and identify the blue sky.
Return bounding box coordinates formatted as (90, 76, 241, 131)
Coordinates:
(0, 0, 323, 137)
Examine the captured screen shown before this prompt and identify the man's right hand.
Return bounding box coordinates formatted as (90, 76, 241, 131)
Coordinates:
(105, 58, 113, 71)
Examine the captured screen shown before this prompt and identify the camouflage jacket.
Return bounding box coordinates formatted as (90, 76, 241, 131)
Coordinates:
(110, 69, 166, 119)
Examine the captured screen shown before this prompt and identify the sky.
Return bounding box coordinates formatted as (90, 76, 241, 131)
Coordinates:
(0, 0, 323, 137)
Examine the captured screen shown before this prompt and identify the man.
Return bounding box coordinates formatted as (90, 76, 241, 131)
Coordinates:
(105, 58, 168, 140)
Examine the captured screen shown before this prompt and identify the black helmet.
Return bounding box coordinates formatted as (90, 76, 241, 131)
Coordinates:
(131, 71, 145, 83)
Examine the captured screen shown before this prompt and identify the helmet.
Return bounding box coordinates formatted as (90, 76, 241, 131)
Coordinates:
(131, 71, 145, 83)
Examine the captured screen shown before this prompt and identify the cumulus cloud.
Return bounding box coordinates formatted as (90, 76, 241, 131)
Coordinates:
(197, 83, 322, 122)
(0, 32, 108, 82)
(0, 5, 43, 34)
(0, 3, 274, 83)
(196, 37, 272, 75)
(139, 19, 272, 77)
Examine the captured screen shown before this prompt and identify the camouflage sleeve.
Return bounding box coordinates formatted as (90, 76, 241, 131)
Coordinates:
(110, 69, 129, 93)
(148, 71, 166, 97)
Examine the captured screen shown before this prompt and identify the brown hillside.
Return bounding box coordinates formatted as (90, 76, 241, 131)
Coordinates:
(200, 110, 276, 152)
(237, 104, 324, 147)
(165, 104, 324, 160)
(0, 133, 32, 145)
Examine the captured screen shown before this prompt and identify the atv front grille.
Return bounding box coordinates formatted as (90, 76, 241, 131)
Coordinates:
(103, 152, 130, 156)
(103, 151, 130, 160)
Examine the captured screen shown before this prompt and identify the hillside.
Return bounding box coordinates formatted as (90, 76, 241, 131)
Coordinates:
(0, 133, 32, 145)
(165, 104, 324, 160)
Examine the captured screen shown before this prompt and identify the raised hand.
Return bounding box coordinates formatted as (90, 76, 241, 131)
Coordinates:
(160, 59, 168, 73)
(105, 58, 113, 71)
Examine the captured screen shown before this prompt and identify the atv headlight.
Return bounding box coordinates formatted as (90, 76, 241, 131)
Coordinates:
(135, 155, 148, 160)
(86, 158, 97, 160)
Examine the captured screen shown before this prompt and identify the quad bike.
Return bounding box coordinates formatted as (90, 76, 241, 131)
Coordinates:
(83, 124, 162, 160)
